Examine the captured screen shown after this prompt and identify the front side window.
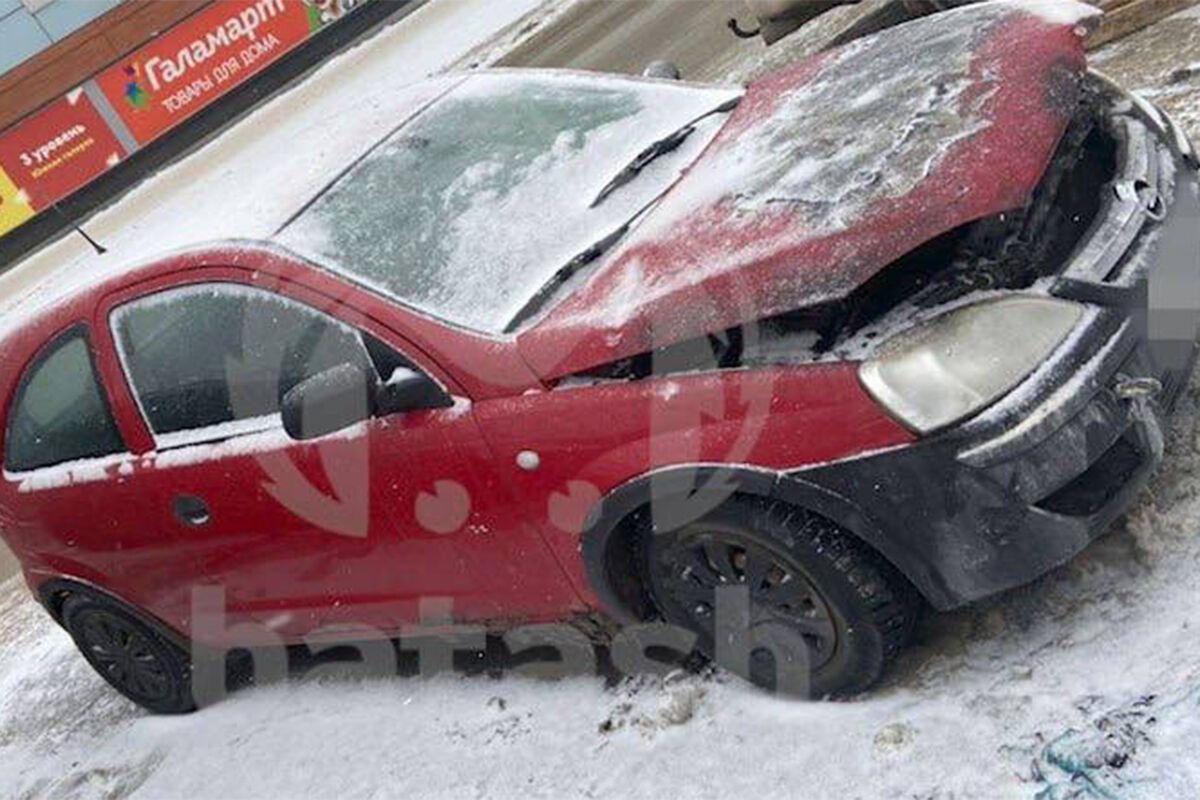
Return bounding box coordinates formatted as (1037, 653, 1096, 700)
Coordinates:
(111, 284, 373, 444)
(5, 329, 124, 472)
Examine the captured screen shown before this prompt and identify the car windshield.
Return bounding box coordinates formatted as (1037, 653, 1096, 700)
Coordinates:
(276, 72, 740, 333)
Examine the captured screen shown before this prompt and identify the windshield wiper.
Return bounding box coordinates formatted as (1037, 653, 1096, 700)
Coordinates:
(590, 127, 696, 208)
(504, 223, 631, 333)
(506, 97, 744, 331)
(589, 95, 742, 209)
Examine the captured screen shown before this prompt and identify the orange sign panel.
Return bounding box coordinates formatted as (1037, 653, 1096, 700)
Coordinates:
(0, 166, 36, 235)
(95, 0, 315, 144)
(0, 90, 125, 220)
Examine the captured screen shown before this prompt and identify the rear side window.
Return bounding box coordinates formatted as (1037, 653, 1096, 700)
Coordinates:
(5, 329, 125, 472)
(111, 283, 372, 442)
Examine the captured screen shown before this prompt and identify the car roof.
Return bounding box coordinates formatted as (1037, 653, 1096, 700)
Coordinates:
(2, 241, 351, 359)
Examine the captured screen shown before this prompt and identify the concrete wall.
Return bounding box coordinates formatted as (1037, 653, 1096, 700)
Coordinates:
(0, 542, 17, 582)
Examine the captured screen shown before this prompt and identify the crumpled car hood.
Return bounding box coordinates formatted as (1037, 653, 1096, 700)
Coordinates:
(518, 0, 1099, 379)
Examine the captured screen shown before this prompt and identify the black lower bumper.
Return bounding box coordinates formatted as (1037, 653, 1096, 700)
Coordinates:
(787, 326, 1174, 610)
(786, 85, 1200, 611)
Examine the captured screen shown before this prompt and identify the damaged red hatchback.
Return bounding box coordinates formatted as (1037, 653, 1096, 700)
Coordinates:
(2, 1, 1198, 712)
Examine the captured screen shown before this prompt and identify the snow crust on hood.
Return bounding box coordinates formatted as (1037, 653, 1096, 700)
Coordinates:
(630, 9, 1000, 248)
(998, 0, 1103, 26)
(521, 0, 1088, 377)
(277, 71, 738, 334)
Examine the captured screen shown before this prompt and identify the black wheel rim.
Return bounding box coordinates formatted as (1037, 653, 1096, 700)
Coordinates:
(76, 611, 172, 702)
(650, 531, 839, 671)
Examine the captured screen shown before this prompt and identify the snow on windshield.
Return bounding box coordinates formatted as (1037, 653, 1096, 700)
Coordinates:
(277, 72, 739, 334)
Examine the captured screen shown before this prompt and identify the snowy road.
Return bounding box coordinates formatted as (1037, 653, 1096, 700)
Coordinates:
(496, 0, 747, 78)
(0, 544, 14, 583)
(494, 0, 903, 82)
(4, 2, 1200, 799)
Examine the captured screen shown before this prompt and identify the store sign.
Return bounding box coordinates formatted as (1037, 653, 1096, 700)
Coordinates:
(0, 167, 36, 234)
(0, 0, 370, 239)
(95, 0, 338, 144)
(0, 89, 125, 228)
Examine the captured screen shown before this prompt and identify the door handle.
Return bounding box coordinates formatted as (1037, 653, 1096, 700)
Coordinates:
(173, 494, 211, 527)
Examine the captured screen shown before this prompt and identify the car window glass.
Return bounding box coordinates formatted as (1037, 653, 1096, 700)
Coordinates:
(279, 73, 739, 332)
(6, 329, 125, 472)
(112, 284, 373, 441)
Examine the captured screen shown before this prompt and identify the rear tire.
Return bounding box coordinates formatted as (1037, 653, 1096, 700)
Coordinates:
(62, 594, 196, 714)
(641, 495, 918, 697)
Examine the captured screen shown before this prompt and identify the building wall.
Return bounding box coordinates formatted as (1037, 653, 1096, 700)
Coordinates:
(1, 0, 125, 74)
(0, 0, 211, 130)
(0, 543, 15, 583)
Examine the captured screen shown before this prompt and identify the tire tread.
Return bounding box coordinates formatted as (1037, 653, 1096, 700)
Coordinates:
(800, 510, 920, 666)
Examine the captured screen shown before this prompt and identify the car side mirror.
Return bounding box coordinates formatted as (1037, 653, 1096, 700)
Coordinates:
(282, 363, 376, 441)
(376, 367, 453, 416)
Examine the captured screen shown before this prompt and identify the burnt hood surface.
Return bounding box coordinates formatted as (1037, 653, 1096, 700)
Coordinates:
(518, 0, 1099, 379)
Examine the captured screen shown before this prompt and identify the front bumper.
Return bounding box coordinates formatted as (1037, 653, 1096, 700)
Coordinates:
(787, 79, 1200, 610)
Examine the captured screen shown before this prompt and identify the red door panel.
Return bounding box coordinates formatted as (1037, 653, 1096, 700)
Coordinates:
(368, 402, 585, 626)
(72, 267, 581, 645)
(473, 365, 914, 601)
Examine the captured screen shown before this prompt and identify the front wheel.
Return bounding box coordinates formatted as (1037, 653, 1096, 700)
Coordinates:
(62, 594, 196, 714)
(642, 496, 919, 697)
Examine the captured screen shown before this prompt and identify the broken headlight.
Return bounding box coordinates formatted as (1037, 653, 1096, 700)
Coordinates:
(858, 295, 1084, 433)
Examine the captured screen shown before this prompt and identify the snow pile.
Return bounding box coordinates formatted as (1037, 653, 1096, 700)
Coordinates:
(1020, 690, 1200, 799)
(998, 0, 1102, 27)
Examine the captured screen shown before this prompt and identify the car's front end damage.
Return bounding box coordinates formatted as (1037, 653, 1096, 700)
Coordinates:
(522, 3, 1200, 614)
(786, 73, 1200, 609)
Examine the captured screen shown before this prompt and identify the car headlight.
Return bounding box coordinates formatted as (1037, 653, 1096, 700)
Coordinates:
(859, 295, 1085, 434)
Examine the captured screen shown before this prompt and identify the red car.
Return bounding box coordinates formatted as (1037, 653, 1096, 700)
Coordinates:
(2, 2, 1197, 712)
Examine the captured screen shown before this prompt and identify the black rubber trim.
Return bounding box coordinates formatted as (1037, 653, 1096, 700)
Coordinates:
(581, 466, 776, 624)
(36, 578, 192, 653)
(578, 464, 932, 623)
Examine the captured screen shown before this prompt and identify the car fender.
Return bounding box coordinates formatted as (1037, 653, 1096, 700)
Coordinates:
(34, 576, 193, 653)
(579, 462, 941, 622)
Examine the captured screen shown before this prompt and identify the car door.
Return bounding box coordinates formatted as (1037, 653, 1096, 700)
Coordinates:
(1, 324, 164, 598)
(94, 272, 578, 643)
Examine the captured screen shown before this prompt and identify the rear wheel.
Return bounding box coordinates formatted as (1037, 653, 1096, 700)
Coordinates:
(642, 496, 918, 697)
(62, 594, 196, 714)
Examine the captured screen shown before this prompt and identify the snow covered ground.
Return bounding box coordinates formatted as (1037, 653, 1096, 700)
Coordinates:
(4, 3, 1200, 799)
